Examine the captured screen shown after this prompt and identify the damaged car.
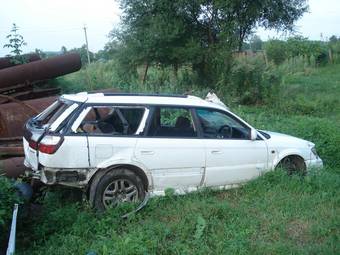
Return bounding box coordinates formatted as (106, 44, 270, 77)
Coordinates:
(23, 92, 323, 210)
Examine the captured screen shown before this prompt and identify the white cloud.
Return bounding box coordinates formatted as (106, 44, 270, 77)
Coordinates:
(0, 0, 121, 55)
(257, 0, 340, 40)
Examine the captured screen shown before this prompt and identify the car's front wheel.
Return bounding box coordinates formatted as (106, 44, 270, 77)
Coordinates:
(277, 156, 306, 175)
(91, 168, 145, 211)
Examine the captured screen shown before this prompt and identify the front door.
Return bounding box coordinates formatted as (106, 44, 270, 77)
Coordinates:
(195, 108, 268, 187)
(135, 106, 205, 192)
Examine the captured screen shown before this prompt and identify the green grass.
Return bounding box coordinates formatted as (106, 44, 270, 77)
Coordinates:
(17, 170, 339, 255)
(279, 64, 340, 120)
(15, 63, 340, 254)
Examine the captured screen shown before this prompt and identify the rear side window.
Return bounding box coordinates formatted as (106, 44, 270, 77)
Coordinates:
(74, 106, 146, 136)
(147, 107, 197, 137)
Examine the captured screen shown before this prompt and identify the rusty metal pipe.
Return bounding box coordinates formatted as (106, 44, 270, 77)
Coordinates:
(0, 146, 24, 157)
(0, 53, 81, 89)
(0, 157, 26, 178)
(0, 54, 41, 70)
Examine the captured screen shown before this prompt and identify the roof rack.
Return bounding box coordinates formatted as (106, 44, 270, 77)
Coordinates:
(90, 92, 188, 98)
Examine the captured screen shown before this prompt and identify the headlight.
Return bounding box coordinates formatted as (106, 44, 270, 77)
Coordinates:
(311, 146, 319, 158)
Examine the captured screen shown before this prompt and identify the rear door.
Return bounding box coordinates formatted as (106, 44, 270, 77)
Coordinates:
(134, 106, 205, 192)
(71, 105, 147, 167)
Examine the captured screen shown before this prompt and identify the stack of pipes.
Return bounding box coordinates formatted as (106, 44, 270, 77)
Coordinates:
(0, 53, 81, 178)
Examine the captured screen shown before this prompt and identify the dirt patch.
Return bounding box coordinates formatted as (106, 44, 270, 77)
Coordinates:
(286, 219, 310, 245)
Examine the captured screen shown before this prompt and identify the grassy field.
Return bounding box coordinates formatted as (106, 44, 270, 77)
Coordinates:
(16, 64, 340, 254)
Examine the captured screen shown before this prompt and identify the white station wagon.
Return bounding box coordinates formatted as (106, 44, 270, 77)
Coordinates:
(23, 93, 323, 210)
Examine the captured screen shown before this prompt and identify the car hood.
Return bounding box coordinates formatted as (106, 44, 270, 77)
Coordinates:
(262, 130, 314, 148)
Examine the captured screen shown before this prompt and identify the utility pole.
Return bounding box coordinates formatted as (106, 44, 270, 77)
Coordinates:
(83, 25, 91, 65)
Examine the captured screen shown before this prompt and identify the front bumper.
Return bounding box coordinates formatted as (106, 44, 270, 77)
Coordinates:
(305, 158, 323, 170)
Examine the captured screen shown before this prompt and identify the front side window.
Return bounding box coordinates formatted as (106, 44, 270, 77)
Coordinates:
(73, 106, 145, 136)
(196, 108, 250, 139)
(147, 107, 197, 137)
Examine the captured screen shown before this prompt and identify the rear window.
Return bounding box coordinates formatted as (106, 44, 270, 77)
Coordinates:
(34, 100, 76, 128)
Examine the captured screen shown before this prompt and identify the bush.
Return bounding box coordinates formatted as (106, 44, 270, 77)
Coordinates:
(264, 40, 288, 65)
(219, 56, 282, 105)
(265, 38, 329, 67)
(0, 177, 21, 227)
(329, 41, 340, 64)
(0, 177, 22, 248)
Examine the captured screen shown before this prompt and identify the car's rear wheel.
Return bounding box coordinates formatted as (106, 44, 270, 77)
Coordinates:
(91, 168, 145, 211)
(277, 156, 306, 175)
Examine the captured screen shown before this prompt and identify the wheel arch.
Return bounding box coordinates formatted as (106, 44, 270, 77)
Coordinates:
(274, 154, 306, 170)
(86, 164, 150, 201)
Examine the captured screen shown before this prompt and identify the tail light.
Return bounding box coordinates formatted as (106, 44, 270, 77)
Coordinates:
(28, 140, 39, 150)
(38, 136, 64, 154)
(25, 130, 39, 150)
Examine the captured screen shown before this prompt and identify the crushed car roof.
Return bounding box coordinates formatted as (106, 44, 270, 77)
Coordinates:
(60, 92, 228, 110)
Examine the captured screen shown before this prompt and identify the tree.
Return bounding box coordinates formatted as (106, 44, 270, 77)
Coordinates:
(3, 23, 27, 64)
(35, 48, 47, 59)
(61, 46, 68, 54)
(233, 0, 308, 51)
(69, 45, 95, 66)
(114, 0, 308, 84)
(96, 40, 121, 61)
(249, 35, 263, 51)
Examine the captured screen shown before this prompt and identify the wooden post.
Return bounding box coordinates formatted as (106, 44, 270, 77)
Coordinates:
(141, 62, 149, 85)
(329, 48, 333, 64)
(263, 50, 268, 67)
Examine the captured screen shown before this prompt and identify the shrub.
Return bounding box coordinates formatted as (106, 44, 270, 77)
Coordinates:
(220, 56, 282, 105)
(0, 177, 21, 227)
(0, 177, 22, 248)
(265, 38, 329, 67)
(329, 41, 340, 64)
(264, 40, 287, 65)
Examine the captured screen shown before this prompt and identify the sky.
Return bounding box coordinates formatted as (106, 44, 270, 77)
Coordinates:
(1, 0, 340, 56)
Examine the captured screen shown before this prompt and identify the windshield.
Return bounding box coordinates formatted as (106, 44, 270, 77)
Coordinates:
(258, 130, 271, 139)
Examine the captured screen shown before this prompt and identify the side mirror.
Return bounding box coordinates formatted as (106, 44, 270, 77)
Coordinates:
(250, 129, 257, 141)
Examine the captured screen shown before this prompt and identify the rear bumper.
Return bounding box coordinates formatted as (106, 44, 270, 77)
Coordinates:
(25, 166, 96, 188)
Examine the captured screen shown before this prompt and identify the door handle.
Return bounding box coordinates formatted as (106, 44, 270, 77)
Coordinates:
(140, 150, 155, 155)
(211, 150, 222, 154)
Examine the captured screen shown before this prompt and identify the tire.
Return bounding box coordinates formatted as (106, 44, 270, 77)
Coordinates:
(277, 156, 306, 176)
(91, 168, 145, 212)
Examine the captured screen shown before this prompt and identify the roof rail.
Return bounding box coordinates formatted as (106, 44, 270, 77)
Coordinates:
(90, 92, 188, 98)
